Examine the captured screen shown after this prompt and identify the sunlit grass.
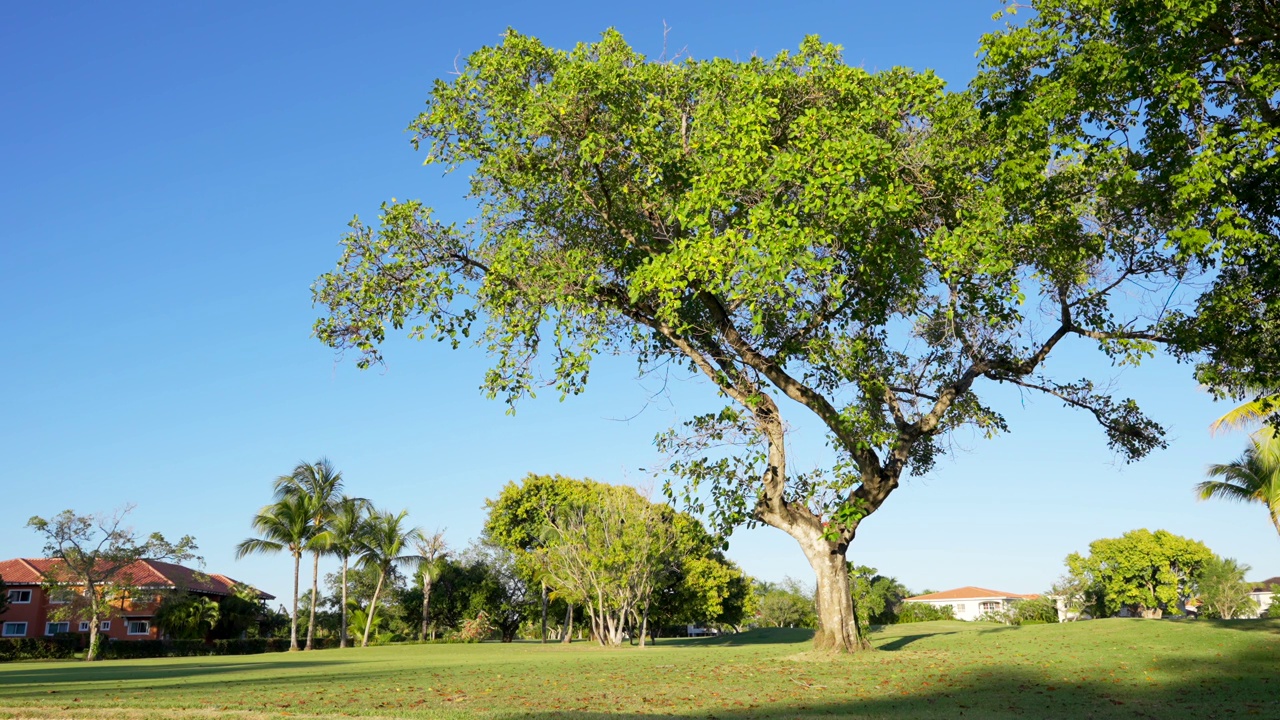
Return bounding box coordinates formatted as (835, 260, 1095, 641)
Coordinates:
(1, 619, 1277, 718)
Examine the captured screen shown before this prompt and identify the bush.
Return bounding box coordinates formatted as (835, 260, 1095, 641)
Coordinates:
(1266, 601, 1280, 618)
(896, 602, 956, 623)
(0, 636, 79, 662)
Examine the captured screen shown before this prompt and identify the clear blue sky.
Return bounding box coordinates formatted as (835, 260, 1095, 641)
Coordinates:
(2, 1, 1273, 605)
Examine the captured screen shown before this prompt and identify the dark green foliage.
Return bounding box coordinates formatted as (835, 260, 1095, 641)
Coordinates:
(752, 579, 817, 628)
(0, 636, 79, 662)
(896, 602, 957, 624)
(850, 565, 909, 627)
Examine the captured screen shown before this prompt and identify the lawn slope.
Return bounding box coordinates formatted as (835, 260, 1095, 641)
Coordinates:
(1, 619, 1276, 719)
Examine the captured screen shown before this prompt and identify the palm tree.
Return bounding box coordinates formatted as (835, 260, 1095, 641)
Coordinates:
(311, 495, 369, 648)
(1210, 391, 1280, 435)
(355, 508, 422, 647)
(1197, 436, 1280, 538)
(273, 458, 345, 651)
(234, 493, 314, 651)
(413, 531, 448, 640)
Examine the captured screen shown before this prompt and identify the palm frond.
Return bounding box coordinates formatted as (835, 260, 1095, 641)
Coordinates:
(1210, 393, 1280, 435)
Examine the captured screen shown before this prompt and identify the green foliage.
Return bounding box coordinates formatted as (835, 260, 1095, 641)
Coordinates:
(153, 594, 221, 641)
(1197, 430, 1280, 538)
(27, 506, 200, 661)
(976, 597, 1058, 626)
(752, 578, 817, 628)
(976, 0, 1280, 401)
(1267, 597, 1280, 618)
(453, 612, 494, 643)
(0, 636, 79, 662)
(896, 602, 957, 623)
(1194, 556, 1259, 619)
(849, 565, 909, 627)
(1066, 529, 1215, 618)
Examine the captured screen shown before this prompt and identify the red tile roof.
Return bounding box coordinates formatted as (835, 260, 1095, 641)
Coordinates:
(0, 558, 272, 600)
(905, 586, 1038, 602)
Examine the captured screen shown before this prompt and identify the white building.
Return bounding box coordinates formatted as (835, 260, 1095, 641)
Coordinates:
(1247, 576, 1278, 618)
(904, 586, 1038, 622)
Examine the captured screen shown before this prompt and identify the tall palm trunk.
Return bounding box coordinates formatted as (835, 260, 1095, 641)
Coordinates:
(362, 568, 387, 647)
(339, 557, 349, 648)
(306, 550, 320, 650)
(561, 603, 573, 643)
(420, 571, 432, 639)
(289, 550, 301, 651)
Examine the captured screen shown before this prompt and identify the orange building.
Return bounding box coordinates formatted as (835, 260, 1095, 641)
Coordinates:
(0, 558, 272, 641)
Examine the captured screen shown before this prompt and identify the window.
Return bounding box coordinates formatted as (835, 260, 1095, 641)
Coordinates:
(127, 620, 150, 636)
(6, 589, 32, 604)
(79, 622, 91, 632)
(45, 622, 69, 635)
(100, 621, 111, 632)
(954, 604, 966, 613)
(980, 601, 1002, 613)
(2, 622, 27, 637)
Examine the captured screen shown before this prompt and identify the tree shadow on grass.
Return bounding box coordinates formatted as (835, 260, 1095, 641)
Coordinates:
(0, 658, 353, 687)
(660, 628, 814, 648)
(874, 632, 955, 651)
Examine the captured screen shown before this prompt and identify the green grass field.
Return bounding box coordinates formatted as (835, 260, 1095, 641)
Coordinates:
(1, 619, 1277, 719)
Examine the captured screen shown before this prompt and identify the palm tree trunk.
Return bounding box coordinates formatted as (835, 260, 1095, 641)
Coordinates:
(540, 581, 548, 642)
(420, 573, 432, 640)
(362, 568, 387, 647)
(339, 557, 349, 648)
(290, 551, 301, 651)
(306, 550, 320, 650)
(561, 603, 573, 644)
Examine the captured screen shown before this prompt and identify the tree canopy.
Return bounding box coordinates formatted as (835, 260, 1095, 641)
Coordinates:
(1066, 528, 1214, 618)
(315, 29, 1202, 651)
(976, 0, 1280, 403)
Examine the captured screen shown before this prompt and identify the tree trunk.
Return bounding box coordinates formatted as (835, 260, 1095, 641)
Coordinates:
(420, 572, 432, 640)
(561, 603, 573, 644)
(804, 540, 868, 652)
(540, 581, 548, 643)
(289, 551, 301, 651)
(305, 550, 319, 650)
(84, 590, 101, 662)
(362, 569, 386, 647)
(339, 558, 349, 648)
(639, 604, 649, 649)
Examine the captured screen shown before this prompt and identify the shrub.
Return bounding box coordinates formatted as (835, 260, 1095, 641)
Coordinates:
(896, 602, 956, 623)
(1266, 601, 1280, 618)
(454, 612, 493, 643)
(0, 636, 78, 662)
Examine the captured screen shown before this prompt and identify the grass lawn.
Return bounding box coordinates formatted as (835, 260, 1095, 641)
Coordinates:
(1, 618, 1277, 719)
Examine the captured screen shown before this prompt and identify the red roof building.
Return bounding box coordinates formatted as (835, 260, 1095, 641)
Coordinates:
(0, 558, 272, 641)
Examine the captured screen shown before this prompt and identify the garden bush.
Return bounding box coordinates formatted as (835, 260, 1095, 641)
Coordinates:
(0, 636, 79, 662)
(896, 602, 956, 623)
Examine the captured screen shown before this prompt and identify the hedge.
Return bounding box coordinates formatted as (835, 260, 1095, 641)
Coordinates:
(0, 636, 79, 662)
(97, 636, 338, 660)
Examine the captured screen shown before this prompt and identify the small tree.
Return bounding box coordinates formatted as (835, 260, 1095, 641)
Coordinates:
(27, 507, 199, 661)
(1067, 529, 1214, 618)
(154, 594, 221, 640)
(413, 531, 448, 640)
(849, 566, 909, 629)
(753, 578, 818, 628)
(535, 485, 676, 646)
(1195, 556, 1259, 620)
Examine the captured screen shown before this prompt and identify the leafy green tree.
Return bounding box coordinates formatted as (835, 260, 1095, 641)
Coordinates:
(1198, 435, 1280, 538)
(312, 495, 370, 647)
(314, 30, 1191, 652)
(1195, 555, 1259, 619)
(534, 485, 676, 646)
(1067, 529, 1214, 618)
(235, 493, 314, 650)
(154, 594, 221, 640)
(976, 0, 1280, 403)
(460, 542, 536, 642)
(753, 579, 817, 629)
(210, 584, 266, 640)
(849, 565, 909, 629)
(272, 458, 346, 651)
(27, 506, 199, 661)
(354, 508, 422, 647)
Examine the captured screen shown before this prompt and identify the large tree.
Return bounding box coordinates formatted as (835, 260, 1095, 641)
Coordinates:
(27, 506, 199, 661)
(976, 0, 1280, 405)
(354, 508, 422, 647)
(235, 494, 314, 651)
(1066, 528, 1214, 618)
(273, 458, 346, 651)
(315, 31, 1189, 651)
